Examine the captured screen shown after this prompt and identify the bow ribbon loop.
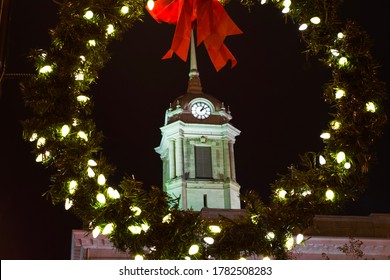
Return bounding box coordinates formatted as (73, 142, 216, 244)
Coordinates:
(147, 0, 243, 71)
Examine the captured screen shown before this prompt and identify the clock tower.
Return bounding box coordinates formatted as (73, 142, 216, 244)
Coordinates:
(155, 33, 241, 211)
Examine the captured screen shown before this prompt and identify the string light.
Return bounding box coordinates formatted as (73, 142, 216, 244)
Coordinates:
(335, 89, 345, 99)
(325, 189, 335, 201)
(296, 233, 304, 244)
(97, 174, 106, 185)
(147, 0, 155, 11)
(96, 193, 106, 204)
(130, 206, 142, 216)
(319, 155, 326, 165)
(310, 17, 321, 24)
(134, 255, 144, 260)
(299, 23, 308, 31)
(102, 223, 114, 235)
(36, 137, 46, 148)
(77, 131, 88, 141)
(87, 167, 95, 177)
(366, 102, 376, 112)
(204, 237, 215, 245)
(188, 244, 199, 255)
(336, 151, 346, 163)
(69, 180, 78, 194)
(83, 10, 94, 20)
(29, 133, 38, 142)
(338, 57, 348, 66)
(92, 226, 101, 238)
(128, 225, 142, 234)
(120, 6, 129, 14)
(88, 159, 97, 166)
(209, 225, 221, 233)
(162, 213, 172, 223)
(65, 198, 73, 210)
(277, 189, 287, 199)
(107, 187, 120, 199)
(39, 65, 52, 74)
(61, 125, 70, 137)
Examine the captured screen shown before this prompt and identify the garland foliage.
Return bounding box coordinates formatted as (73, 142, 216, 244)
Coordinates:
(20, 0, 387, 259)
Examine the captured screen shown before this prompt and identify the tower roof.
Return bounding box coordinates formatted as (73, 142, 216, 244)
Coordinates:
(165, 29, 232, 125)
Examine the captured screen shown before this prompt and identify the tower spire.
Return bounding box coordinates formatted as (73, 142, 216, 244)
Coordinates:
(187, 29, 203, 94)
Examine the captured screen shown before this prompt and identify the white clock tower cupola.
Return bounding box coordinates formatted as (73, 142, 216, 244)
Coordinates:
(155, 32, 241, 211)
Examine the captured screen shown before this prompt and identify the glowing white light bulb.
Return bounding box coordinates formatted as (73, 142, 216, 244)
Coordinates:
(61, 125, 70, 137)
(134, 255, 144, 260)
(130, 206, 142, 216)
(88, 40, 96, 47)
(65, 198, 73, 210)
(310, 17, 321, 24)
(188, 244, 199, 255)
(29, 133, 38, 142)
(39, 65, 52, 74)
(141, 223, 150, 232)
(326, 189, 335, 201)
(337, 32, 345, 39)
(263, 256, 271, 260)
(331, 121, 341, 130)
(320, 132, 331, 139)
(204, 237, 215, 245)
(107, 187, 120, 199)
(261, 0, 267, 4)
(36, 154, 43, 162)
(266, 232, 275, 240)
(128, 225, 142, 234)
(77, 95, 90, 103)
(344, 162, 351, 169)
(282, 7, 290, 13)
(366, 102, 376, 112)
(335, 89, 345, 99)
(97, 174, 106, 185)
(147, 0, 155, 10)
(162, 213, 172, 223)
(296, 233, 304, 244)
(69, 180, 78, 194)
(302, 190, 312, 197)
(339, 57, 348, 66)
(336, 151, 346, 163)
(77, 131, 88, 141)
(319, 155, 326, 165)
(96, 193, 106, 204)
(84, 10, 93, 20)
(106, 24, 114, 35)
(37, 137, 46, 148)
(120, 6, 129, 14)
(87, 167, 95, 177)
(277, 189, 287, 199)
(102, 223, 114, 235)
(88, 159, 97, 166)
(285, 236, 294, 250)
(209, 225, 221, 233)
(299, 23, 308, 31)
(92, 226, 101, 238)
(330, 49, 340, 56)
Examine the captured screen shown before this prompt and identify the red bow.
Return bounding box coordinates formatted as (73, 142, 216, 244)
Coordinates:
(147, 0, 243, 71)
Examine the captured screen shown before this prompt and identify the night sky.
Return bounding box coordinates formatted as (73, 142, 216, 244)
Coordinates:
(1, 0, 389, 259)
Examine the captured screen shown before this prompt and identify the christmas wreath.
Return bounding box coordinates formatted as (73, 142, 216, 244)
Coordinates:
(21, 0, 387, 259)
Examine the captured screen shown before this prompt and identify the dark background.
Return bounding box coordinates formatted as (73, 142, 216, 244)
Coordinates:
(1, 0, 389, 259)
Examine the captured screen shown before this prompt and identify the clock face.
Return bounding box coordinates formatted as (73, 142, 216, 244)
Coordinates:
(191, 102, 211, 119)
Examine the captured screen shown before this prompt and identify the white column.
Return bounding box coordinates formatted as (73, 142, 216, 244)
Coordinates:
(223, 138, 231, 179)
(229, 141, 236, 181)
(169, 139, 175, 179)
(175, 136, 184, 177)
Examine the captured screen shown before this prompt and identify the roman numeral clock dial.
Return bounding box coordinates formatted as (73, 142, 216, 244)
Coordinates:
(191, 102, 211, 119)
